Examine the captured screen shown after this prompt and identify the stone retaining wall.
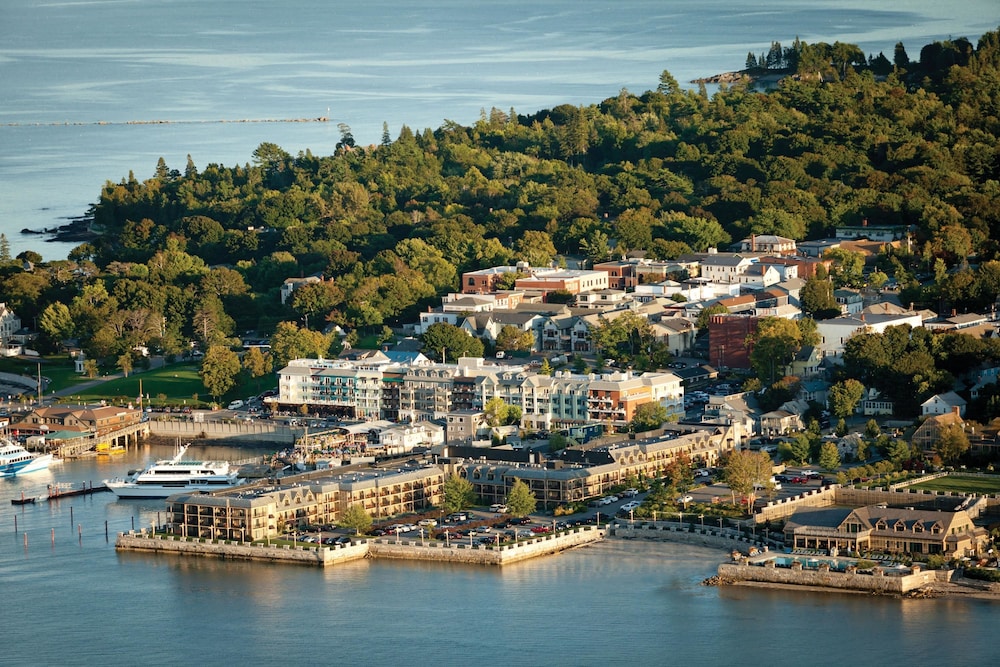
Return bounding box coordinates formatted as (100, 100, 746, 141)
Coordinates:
(371, 526, 605, 566)
(147, 419, 296, 444)
(117, 526, 605, 567)
(610, 522, 765, 552)
(718, 562, 944, 594)
(116, 532, 368, 566)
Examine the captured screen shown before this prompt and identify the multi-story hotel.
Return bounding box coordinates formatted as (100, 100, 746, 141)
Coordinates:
(164, 422, 738, 541)
(274, 357, 683, 430)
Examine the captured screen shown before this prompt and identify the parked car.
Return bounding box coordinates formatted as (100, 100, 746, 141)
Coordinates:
(621, 501, 641, 511)
(490, 503, 509, 513)
(530, 526, 551, 534)
(676, 495, 693, 505)
(417, 518, 437, 527)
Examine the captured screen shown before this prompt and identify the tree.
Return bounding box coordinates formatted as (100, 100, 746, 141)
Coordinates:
(200, 345, 241, 401)
(818, 441, 841, 471)
(800, 273, 841, 320)
(83, 359, 98, 378)
(778, 433, 812, 464)
(723, 450, 773, 506)
(270, 321, 335, 368)
(934, 423, 969, 465)
(483, 396, 513, 427)
(442, 474, 476, 513)
(420, 322, 484, 362)
(495, 325, 534, 353)
(117, 353, 133, 378)
(630, 402, 668, 432)
(506, 479, 536, 517)
(242, 347, 273, 389)
(886, 438, 912, 465)
(338, 503, 372, 536)
(38, 301, 74, 345)
(828, 379, 865, 419)
(0, 234, 10, 263)
(657, 69, 680, 95)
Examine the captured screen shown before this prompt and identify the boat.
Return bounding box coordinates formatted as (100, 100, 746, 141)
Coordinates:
(0, 439, 54, 477)
(103, 444, 246, 498)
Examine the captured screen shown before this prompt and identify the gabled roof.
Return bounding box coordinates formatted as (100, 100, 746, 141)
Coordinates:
(922, 391, 966, 408)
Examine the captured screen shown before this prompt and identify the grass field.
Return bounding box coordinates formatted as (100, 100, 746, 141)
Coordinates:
(907, 475, 1000, 495)
(67, 363, 217, 407)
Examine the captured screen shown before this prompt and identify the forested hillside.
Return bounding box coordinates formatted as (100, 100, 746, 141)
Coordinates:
(4, 30, 1000, 362)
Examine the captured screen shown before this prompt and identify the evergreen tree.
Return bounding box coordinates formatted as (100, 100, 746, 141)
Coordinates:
(0, 233, 10, 263)
(894, 41, 910, 69)
(746, 52, 758, 70)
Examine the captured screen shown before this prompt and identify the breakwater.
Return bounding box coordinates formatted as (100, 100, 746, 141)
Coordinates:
(717, 558, 949, 595)
(116, 525, 605, 567)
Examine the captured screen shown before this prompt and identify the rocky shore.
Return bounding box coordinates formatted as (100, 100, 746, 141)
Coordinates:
(691, 69, 791, 88)
(21, 216, 97, 244)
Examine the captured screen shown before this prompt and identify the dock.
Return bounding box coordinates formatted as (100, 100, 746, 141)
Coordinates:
(47, 481, 110, 500)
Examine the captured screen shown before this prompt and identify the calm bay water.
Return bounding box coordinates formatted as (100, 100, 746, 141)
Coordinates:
(3, 3, 1000, 661)
(1, 0, 998, 259)
(1, 443, 998, 666)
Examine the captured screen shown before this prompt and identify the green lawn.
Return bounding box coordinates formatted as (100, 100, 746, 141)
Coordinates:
(0, 355, 89, 393)
(907, 475, 1000, 495)
(65, 364, 212, 407)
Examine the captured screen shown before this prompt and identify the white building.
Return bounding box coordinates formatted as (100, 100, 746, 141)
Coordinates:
(815, 311, 923, 359)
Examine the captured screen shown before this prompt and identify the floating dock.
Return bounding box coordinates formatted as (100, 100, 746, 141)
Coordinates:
(47, 482, 110, 500)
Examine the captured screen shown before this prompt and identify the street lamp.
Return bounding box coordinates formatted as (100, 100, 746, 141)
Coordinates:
(699, 514, 704, 527)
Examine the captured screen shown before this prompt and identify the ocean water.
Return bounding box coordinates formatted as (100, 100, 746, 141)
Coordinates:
(1, 0, 997, 259)
(1, 445, 997, 666)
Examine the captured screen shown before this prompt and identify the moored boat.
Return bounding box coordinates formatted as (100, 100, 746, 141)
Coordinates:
(0, 439, 54, 477)
(104, 444, 246, 498)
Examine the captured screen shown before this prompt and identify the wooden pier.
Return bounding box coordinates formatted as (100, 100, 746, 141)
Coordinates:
(47, 481, 110, 500)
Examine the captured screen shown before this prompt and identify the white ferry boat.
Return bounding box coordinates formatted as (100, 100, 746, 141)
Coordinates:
(104, 444, 245, 498)
(0, 439, 54, 477)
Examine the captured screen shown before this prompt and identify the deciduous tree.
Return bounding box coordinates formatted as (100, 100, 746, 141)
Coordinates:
(339, 503, 372, 535)
(442, 474, 476, 513)
(200, 345, 241, 401)
(506, 479, 537, 517)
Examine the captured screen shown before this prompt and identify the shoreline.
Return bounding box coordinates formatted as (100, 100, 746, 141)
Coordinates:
(726, 577, 1000, 601)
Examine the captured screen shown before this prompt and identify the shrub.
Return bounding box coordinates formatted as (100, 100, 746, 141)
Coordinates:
(923, 554, 949, 570)
(963, 567, 1000, 582)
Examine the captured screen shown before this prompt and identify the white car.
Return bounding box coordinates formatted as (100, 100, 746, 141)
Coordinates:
(417, 518, 437, 527)
(676, 495, 693, 505)
(621, 501, 641, 511)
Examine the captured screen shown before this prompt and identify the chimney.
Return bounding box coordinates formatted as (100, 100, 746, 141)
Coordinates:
(953, 406, 961, 417)
(862, 218, 868, 227)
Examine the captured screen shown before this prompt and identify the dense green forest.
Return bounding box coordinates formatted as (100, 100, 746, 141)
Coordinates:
(3, 30, 1000, 372)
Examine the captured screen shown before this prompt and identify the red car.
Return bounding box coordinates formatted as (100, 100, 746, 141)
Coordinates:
(530, 526, 551, 534)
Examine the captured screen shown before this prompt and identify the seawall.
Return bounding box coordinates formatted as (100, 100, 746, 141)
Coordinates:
(116, 525, 605, 567)
(608, 520, 773, 552)
(717, 560, 948, 595)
